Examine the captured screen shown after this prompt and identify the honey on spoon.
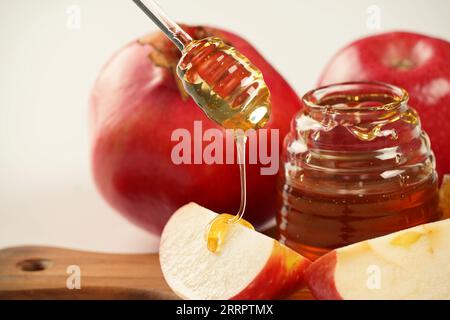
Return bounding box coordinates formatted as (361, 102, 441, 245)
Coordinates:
(133, 0, 271, 252)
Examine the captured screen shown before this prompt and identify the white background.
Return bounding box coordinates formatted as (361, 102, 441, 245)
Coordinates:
(1, 0, 449, 253)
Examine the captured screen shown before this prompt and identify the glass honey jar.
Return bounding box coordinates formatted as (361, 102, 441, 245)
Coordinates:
(277, 82, 442, 261)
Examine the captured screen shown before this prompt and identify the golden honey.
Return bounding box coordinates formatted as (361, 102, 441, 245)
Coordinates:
(177, 37, 271, 131)
(205, 214, 254, 252)
(177, 37, 271, 252)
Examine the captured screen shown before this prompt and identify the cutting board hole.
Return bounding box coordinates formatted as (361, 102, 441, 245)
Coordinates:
(17, 259, 53, 272)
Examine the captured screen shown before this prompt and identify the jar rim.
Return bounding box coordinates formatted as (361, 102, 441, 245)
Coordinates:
(302, 81, 409, 112)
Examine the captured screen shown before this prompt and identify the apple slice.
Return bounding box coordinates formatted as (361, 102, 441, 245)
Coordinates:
(159, 203, 311, 300)
(306, 219, 450, 300)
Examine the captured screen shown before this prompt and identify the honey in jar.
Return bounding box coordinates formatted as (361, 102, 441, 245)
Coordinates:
(277, 82, 442, 261)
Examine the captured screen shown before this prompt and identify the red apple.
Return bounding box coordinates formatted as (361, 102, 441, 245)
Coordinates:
(160, 203, 311, 299)
(90, 25, 302, 235)
(318, 32, 450, 179)
(306, 218, 450, 300)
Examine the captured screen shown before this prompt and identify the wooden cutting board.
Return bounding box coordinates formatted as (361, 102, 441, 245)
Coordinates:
(0, 246, 314, 300)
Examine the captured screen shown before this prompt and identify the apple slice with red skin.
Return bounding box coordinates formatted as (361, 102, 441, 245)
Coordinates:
(159, 203, 311, 300)
(306, 219, 450, 300)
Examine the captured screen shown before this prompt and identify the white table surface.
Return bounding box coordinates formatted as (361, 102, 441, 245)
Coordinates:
(1, 0, 449, 253)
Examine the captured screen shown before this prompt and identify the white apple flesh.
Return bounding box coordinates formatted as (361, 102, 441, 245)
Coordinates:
(306, 219, 450, 300)
(160, 203, 311, 300)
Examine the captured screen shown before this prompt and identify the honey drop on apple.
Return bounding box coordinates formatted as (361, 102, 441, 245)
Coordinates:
(205, 214, 254, 253)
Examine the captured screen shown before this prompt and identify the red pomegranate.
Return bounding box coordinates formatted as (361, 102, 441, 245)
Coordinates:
(90, 25, 302, 235)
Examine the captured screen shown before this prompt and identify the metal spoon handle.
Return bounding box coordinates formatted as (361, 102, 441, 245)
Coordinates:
(132, 0, 192, 51)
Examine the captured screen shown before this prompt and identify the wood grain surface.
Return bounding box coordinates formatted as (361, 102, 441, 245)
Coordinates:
(0, 246, 314, 300)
